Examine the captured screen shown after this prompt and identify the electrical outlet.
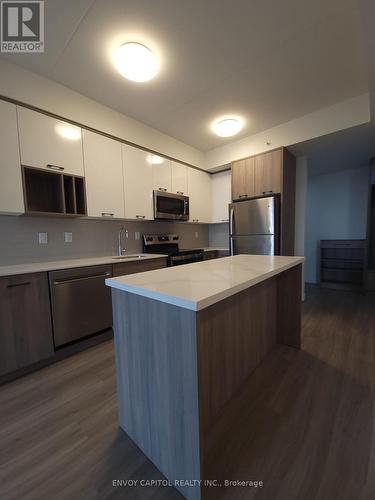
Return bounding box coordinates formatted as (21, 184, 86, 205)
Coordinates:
(195, 231, 199, 239)
(38, 232, 48, 245)
(135, 231, 140, 240)
(64, 231, 73, 243)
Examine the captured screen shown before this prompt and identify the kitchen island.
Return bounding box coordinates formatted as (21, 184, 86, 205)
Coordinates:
(106, 255, 304, 500)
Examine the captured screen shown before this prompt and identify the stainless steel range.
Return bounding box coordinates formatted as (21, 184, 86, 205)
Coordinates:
(143, 234, 204, 266)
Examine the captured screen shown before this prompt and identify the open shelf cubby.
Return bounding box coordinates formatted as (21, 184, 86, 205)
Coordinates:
(22, 166, 87, 217)
(63, 175, 76, 214)
(74, 177, 87, 215)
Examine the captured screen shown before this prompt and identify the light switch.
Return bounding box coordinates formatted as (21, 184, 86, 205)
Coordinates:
(135, 231, 140, 240)
(64, 231, 73, 243)
(38, 232, 48, 244)
(195, 231, 199, 239)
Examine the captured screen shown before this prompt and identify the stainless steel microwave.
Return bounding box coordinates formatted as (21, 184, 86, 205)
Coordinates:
(153, 190, 189, 221)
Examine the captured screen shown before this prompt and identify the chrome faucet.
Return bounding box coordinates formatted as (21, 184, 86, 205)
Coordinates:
(118, 228, 129, 256)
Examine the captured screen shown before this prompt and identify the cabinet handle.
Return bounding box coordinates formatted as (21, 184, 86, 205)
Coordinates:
(47, 164, 64, 171)
(136, 215, 146, 219)
(239, 194, 248, 198)
(159, 188, 167, 192)
(177, 191, 184, 195)
(101, 212, 114, 217)
(262, 190, 273, 195)
(221, 219, 229, 222)
(7, 282, 31, 288)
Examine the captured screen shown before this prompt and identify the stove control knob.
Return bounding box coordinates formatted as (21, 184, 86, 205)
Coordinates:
(172, 236, 178, 241)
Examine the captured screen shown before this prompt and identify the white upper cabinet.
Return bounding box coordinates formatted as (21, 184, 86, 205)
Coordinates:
(211, 170, 231, 223)
(122, 145, 153, 220)
(152, 158, 171, 192)
(187, 168, 212, 223)
(152, 158, 188, 195)
(0, 101, 24, 214)
(171, 161, 188, 195)
(82, 130, 124, 218)
(17, 107, 84, 176)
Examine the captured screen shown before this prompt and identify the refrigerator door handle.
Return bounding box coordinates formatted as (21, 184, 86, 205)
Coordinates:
(230, 237, 234, 256)
(229, 206, 234, 235)
(229, 206, 235, 256)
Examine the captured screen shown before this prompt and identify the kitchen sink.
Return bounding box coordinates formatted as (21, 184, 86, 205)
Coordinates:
(112, 254, 149, 260)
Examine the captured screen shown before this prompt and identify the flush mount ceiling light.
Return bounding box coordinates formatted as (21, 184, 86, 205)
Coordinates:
(148, 154, 164, 165)
(212, 116, 244, 137)
(113, 42, 159, 82)
(55, 123, 81, 141)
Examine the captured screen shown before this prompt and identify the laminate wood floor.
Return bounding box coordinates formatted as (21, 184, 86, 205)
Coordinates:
(0, 285, 374, 500)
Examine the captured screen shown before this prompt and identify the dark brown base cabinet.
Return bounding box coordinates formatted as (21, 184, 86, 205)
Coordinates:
(203, 250, 230, 261)
(0, 273, 54, 376)
(112, 257, 168, 277)
(0, 258, 168, 383)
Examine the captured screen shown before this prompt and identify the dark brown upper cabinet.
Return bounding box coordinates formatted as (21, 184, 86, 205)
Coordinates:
(231, 157, 256, 201)
(232, 148, 287, 200)
(254, 149, 282, 196)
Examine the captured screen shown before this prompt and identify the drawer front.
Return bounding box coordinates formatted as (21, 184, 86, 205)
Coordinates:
(320, 240, 365, 249)
(112, 258, 167, 277)
(322, 248, 364, 261)
(321, 269, 363, 284)
(321, 259, 363, 271)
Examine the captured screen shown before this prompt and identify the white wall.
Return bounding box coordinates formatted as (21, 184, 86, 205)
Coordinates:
(0, 59, 205, 168)
(205, 94, 370, 169)
(295, 157, 307, 298)
(295, 157, 307, 257)
(305, 166, 369, 283)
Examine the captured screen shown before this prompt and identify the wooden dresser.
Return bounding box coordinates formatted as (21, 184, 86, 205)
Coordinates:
(320, 240, 366, 291)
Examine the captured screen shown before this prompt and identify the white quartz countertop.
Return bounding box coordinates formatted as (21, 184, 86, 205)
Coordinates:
(0, 254, 167, 277)
(106, 254, 304, 311)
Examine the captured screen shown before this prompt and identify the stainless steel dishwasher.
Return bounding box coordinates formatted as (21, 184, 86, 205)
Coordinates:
(49, 265, 113, 348)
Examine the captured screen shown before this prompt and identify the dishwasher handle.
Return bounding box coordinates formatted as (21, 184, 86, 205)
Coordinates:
(53, 272, 111, 285)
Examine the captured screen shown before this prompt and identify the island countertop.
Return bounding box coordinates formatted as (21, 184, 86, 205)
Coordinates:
(106, 254, 304, 311)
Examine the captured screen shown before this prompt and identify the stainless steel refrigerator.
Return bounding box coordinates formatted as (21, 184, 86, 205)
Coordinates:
(229, 196, 280, 256)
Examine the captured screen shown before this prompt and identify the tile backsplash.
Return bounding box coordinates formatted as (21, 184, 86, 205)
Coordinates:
(209, 223, 229, 249)
(0, 215, 209, 265)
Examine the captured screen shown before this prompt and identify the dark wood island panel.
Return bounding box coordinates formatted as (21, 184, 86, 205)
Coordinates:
(111, 263, 302, 500)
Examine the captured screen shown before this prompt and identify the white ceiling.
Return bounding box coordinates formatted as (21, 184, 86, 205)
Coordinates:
(289, 122, 375, 176)
(0, 0, 368, 151)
